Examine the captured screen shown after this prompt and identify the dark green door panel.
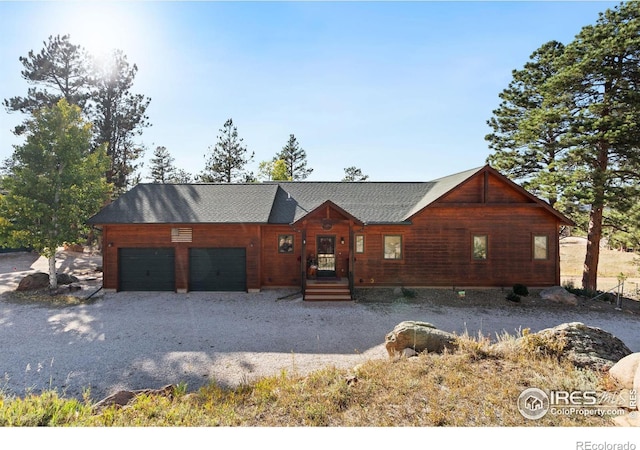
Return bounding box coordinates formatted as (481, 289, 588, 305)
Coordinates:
(189, 248, 246, 291)
(119, 248, 175, 291)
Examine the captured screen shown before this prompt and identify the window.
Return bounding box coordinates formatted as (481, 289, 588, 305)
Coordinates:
(473, 235, 488, 260)
(355, 234, 365, 253)
(533, 235, 548, 260)
(278, 234, 294, 253)
(384, 235, 402, 259)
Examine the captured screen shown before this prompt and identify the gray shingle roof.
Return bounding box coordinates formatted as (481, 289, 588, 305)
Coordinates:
(88, 183, 280, 224)
(88, 167, 485, 225)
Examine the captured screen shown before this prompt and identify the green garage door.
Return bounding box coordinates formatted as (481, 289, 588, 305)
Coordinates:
(189, 248, 246, 291)
(119, 248, 175, 291)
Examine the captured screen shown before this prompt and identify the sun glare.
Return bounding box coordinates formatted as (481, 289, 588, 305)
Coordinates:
(61, 2, 149, 65)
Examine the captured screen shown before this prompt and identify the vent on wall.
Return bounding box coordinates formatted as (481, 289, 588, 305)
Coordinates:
(171, 228, 193, 243)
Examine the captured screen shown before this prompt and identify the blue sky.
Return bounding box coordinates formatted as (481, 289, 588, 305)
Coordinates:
(0, 1, 619, 182)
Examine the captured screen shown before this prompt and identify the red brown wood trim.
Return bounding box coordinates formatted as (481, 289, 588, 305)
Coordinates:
(483, 170, 489, 203)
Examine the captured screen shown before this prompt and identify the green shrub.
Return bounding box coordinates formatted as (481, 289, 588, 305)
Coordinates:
(512, 284, 529, 297)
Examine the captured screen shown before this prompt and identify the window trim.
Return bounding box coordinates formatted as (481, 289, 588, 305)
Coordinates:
(383, 234, 403, 260)
(533, 234, 549, 260)
(278, 234, 294, 254)
(355, 234, 365, 253)
(472, 234, 488, 261)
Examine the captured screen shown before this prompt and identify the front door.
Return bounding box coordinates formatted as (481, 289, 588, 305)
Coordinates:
(316, 235, 336, 278)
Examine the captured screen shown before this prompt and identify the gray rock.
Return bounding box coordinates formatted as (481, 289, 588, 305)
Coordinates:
(56, 273, 79, 285)
(523, 322, 632, 371)
(385, 321, 457, 357)
(539, 286, 579, 306)
(93, 384, 176, 410)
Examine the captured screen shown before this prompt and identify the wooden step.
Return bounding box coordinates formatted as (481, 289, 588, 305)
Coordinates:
(304, 293, 353, 301)
(305, 288, 350, 294)
(304, 279, 351, 301)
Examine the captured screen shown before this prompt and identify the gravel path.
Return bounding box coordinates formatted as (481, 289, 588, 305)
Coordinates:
(0, 289, 638, 402)
(0, 251, 638, 402)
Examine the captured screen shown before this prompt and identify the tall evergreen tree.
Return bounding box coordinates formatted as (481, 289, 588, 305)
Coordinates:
(486, 2, 640, 291)
(276, 134, 313, 180)
(148, 146, 176, 183)
(3, 35, 90, 134)
(485, 41, 572, 208)
(0, 100, 110, 289)
(200, 119, 254, 183)
(91, 49, 150, 194)
(5, 36, 151, 195)
(550, 1, 640, 291)
(147, 147, 192, 183)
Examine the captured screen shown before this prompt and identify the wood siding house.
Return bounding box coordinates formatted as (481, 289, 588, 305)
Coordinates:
(87, 166, 574, 299)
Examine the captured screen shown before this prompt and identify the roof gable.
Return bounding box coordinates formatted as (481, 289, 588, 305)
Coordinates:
(406, 165, 574, 226)
(291, 200, 364, 226)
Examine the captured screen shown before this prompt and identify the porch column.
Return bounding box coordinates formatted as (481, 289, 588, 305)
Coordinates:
(348, 221, 354, 294)
(301, 229, 307, 294)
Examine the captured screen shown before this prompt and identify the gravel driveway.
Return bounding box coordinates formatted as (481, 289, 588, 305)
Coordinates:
(0, 252, 638, 402)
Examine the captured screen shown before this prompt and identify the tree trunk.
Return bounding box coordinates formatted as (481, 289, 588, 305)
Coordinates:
(582, 206, 603, 292)
(582, 141, 608, 293)
(48, 253, 58, 290)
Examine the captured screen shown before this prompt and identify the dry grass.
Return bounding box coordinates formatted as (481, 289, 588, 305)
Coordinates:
(0, 332, 617, 427)
(560, 237, 640, 297)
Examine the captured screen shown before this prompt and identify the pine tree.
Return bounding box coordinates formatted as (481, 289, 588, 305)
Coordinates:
(485, 41, 571, 208)
(3, 35, 91, 134)
(342, 166, 369, 181)
(550, 1, 640, 291)
(148, 146, 176, 183)
(200, 119, 254, 183)
(91, 49, 150, 194)
(486, 2, 640, 291)
(276, 134, 312, 180)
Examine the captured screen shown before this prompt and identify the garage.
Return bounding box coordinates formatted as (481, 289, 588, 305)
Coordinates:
(189, 248, 246, 291)
(118, 248, 175, 291)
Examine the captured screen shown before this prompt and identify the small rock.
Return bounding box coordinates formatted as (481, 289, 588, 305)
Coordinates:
(57, 273, 79, 285)
(539, 286, 579, 306)
(402, 348, 418, 358)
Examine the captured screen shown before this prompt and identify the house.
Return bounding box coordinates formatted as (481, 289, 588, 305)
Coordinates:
(87, 165, 574, 299)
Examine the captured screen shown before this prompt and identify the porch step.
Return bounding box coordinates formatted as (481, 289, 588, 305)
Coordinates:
(304, 282, 352, 301)
(304, 294, 353, 301)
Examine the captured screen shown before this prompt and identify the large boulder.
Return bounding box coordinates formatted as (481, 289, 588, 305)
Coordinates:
(539, 286, 579, 306)
(16, 272, 50, 291)
(522, 322, 632, 371)
(385, 321, 457, 357)
(609, 353, 640, 390)
(16, 272, 80, 291)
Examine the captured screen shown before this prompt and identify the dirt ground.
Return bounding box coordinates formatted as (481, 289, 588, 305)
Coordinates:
(0, 249, 639, 402)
